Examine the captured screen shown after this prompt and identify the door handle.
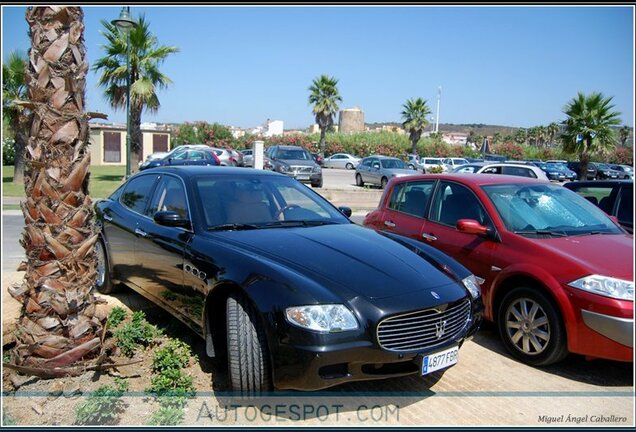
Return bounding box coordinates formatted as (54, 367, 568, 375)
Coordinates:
(384, 220, 396, 228)
(103, 214, 113, 222)
(135, 228, 148, 238)
(422, 233, 437, 241)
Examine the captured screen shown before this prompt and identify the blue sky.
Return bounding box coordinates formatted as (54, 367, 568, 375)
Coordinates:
(2, 5, 634, 129)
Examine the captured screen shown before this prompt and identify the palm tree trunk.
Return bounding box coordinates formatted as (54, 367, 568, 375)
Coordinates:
(579, 151, 590, 181)
(7, 6, 104, 376)
(131, 105, 143, 174)
(11, 116, 27, 184)
(319, 127, 326, 157)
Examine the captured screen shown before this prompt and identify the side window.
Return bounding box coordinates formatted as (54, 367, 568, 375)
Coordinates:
(148, 176, 189, 219)
(430, 181, 489, 227)
(120, 174, 159, 215)
(189, 150, 205, 161)
(502, 166, 535, 178)
(616, 186, 633, 226)
(482, 166, 501, 174)
(389, 181, 435, 218)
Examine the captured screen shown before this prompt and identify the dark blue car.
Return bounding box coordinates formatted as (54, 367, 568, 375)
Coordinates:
(139, 145, 220, 171)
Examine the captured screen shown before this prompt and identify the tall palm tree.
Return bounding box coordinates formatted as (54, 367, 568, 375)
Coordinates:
(93, 15, 179, 172)
(2, 51, 28, 184)
(547, 122, 560, 146)
(5, 6, 109, 378)
(308, 75, 342, 157)
(561, 92, 622, 180)
(401, 98, 431, 155)
(514, 128, 527, 145)
(618, 125, 631, 147)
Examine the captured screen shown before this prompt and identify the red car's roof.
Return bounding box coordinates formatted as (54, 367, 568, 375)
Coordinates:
(393, 173, 550, 186)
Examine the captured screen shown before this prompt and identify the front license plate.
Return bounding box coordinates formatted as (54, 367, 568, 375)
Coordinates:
(421, 345, 459, 375)
(296, 175, 310, 180)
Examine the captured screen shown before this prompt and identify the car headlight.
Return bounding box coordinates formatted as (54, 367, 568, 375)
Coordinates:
(568, 275, 634, 301)
(462, 275, 482, 299)
(312, 165, 321, 173)
(285, 304, 359, 332)
(278, 164, 290, 173)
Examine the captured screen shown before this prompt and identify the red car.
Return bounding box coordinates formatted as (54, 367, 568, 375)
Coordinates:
(364, 173, 633, 365)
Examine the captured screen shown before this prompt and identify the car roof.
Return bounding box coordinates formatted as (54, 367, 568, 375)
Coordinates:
(390, 173, 549, 186)
(135, 165, 284, 179)
(271, 145, 305, 150)
(366, 155, 400, 160)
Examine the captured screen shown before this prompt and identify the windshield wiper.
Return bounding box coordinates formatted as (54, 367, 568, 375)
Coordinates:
(513, 230, 567, 237)
(261, 220, 341, 228)
(207, 223, 260, 231)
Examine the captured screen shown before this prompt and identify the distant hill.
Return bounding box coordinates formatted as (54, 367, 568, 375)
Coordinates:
(365, 122, 519, 136)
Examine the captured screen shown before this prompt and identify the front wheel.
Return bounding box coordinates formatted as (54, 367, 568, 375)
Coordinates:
(95, 239, 118, 294)
(356, 173, 364, 187)
(380, 177, 388, 189)
(497, 287, 568, 366)
(311, 178, 323, 188)
(226, 294, 272, 394)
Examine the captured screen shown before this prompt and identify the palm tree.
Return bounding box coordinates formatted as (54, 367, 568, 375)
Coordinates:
(618, 125, 631, 147)
(308, 75, 342, 157)
(93, 15, 179, 172)
(401, 98, 431, 155)
(547, 122, 560, 146)
(2, 51, 28, 184)
(514, 128, 527, 145)
(561, 92, 622, 180)
(4, 6, 110, 378)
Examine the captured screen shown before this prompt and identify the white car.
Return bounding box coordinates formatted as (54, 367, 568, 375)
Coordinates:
(452, 162, 549, 181)
(420, 157, 449, 173)
(322, 153, 361, 170)
(442, 157, 470, 170)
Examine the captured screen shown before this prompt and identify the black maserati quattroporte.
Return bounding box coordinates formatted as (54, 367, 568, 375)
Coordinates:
(95, 166, 483, 393)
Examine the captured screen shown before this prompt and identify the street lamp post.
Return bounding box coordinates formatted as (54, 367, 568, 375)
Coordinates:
(112, 7, 136, 178)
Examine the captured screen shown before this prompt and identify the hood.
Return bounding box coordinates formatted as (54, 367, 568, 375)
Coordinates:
(211, 224, 465, 300)
(531, 234, 633, 281)
(384, 168, 418, 176)
(278, 159, 316, 167)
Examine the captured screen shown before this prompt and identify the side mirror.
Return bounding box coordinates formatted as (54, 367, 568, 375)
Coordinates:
(373, 164, 381, 170)
(338, 206, 352, 217)
(154, 211, 190, 228)
(167, 158, 173, 165)
(457, 219, 489, 237)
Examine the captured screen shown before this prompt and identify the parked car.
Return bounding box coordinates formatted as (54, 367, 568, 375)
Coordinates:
(226, 147, 244, 167)
(95, 166, 483, 393)
(406, 154, 423, 170)
(210, 147, 239, 167)
(138, 146, 220, 171)
(564, 180, 633, 233)
(609, 164, 633, 180)
(355, 155, 417, 189)
(567, 161, 597, 180)
(322, 153, 361, 170)
(452, 162, 549, 181)
(267, 145, 323, 187)
(363, 173, 633, 365)
(139, 145, 211, 171)
(442, 157, 469, 170)
(421, 157, 449, 173)
(533, 162, 566, 182)
(138, 151, 169, 168)
(593, 163, 621, 180)
(240, 149, 253, 167)
(546, 162, 577, 181)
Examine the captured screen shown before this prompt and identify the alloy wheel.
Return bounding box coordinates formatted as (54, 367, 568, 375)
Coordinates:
(504, 297, 550, 356)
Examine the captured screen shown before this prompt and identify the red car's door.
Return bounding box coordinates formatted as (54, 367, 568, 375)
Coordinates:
(380, 179, 437, 240)
(419, 180, 497, 289)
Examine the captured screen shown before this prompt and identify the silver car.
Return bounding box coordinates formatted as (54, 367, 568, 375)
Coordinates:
(210, 147, 238, 166)
(355, 155, 416, 189)
(240, 149, 253, 167)
(452, 162, 549, 181)
(322, 153, 361, 170)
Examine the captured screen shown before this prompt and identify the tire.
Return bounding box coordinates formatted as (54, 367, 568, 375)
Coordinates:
(380, 177, 388, 189)
(497, 287, 568, 366)
(95, 239, 118, 294)
(311, 178, 323, 188)
(226, 294, 272, 394)
(345, 163, 354, 170)
(356, 173, 364, 187)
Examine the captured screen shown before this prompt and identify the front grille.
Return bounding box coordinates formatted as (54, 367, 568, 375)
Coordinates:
(291, 166, 313, 174)
(377, 299, 471, 352)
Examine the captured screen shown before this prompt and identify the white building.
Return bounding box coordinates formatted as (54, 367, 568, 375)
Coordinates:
(252, 119, 284, 137)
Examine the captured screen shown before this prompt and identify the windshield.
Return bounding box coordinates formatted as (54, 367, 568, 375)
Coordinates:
(381, 159, 406, 169)
(277, 149, 311, 160)
(194, 174, 349, 229)
(482, 183, 622, 237)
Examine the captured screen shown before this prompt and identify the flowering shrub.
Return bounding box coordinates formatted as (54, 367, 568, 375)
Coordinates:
(2, 138, 15, 165)
(491, 142, 525, 160)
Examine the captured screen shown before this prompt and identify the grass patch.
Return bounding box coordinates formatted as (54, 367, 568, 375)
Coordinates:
(2, 165, 126, 198)
(107, 306, 127, 329)
(74, 378, 128, 425)
(113, 311, 161, 357)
